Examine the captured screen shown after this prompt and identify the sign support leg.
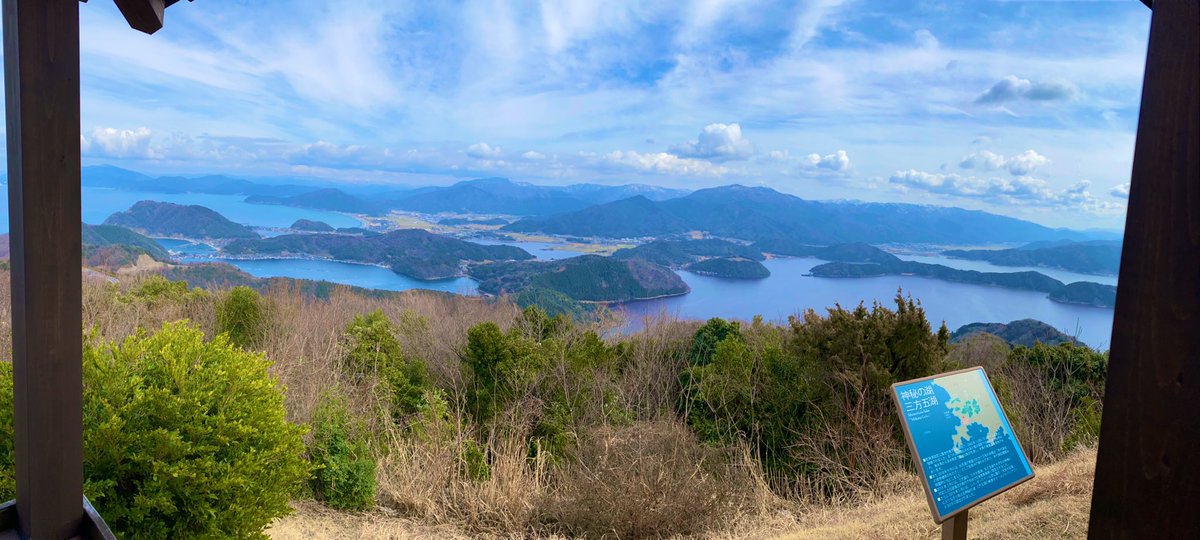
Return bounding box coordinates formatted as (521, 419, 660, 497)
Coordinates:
(941, 509, 967, 540)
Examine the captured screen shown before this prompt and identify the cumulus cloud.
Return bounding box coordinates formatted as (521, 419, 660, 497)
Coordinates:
(974, 76, 1078, 104)
(1110, 183, 1130, 199)
(87, 127, 157, 159)
(520, 150, 546, 160)
(598, 150, 728, 176)
(806, 150, 851, 171)
(889, 169, 1118, 213)
(959, 149, 1050, 176)
(670, 123, 753, 160)
(467, 142, 503, 159)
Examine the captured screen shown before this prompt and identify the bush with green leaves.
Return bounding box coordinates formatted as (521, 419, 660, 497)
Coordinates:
(682, 294, 952, 492)
(0, 362, 14, 501)
(342, 310, 430, 420)
(463, 307, 621, 460)
(120, 275, 208, 305)
(308, 392, 378, 511)
(217, 285, 266, 348)
(1000, 341, 1108, 455)
(0, 323, 309, 538)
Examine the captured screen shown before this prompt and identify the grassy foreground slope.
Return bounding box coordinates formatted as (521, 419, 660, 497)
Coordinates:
(266, 446, 1096, 539)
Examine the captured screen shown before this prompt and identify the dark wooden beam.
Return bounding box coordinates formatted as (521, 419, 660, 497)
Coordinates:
(112, 0, 164, 34)
(1088, 0, 1199, 537)
(2, 0, 85, 538)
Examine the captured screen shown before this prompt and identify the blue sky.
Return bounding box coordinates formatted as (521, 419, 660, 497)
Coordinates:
(72, 0, 1149, 229)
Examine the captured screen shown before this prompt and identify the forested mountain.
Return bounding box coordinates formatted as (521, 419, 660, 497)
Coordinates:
(943, 241, 1122, 275)
(1048, 282, 1118, 308)
(290, 219, 335, 232)
(246, 188, 383, 214)
(685, 257, 771, 279)
(385, 177, 688, 216)
(469, 255, 689, 302)
(753, 240, 901, 263)
(951, 319, 1080, 347)
(104, 201, 259, 239)
(506, 185, 1086, 244)
(81, 224, 171, 261)
(222, 229, 533, 280)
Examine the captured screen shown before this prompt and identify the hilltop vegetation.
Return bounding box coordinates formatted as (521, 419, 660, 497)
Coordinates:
(943, 240, 1122, 276)
(755, 240, 902, 264)
(222, 229, 533, 280)
(506, 185, 1081, 244)
(104, 200, 259, 239)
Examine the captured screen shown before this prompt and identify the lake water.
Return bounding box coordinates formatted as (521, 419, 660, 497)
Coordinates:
(0, 187, 361, 233)
(156, 237, 1114, 347)
(183, 256, 479, 295)
(898, 253, 1118, 286)
(615, 257, 1115, 348)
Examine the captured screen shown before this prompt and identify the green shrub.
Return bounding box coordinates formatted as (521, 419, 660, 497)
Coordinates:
(14, 322, 311, 539)
(0, 362, 13, 501)
(217, 286, 266, 349)
(121, 275, 207, 305)
(308, 393, 377, 511)
(459, 439, 491, 482)
(342, 310, 430, 420)
(688, 318, 742, 366)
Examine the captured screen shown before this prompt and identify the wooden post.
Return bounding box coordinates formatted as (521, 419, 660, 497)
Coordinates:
(941, 509, 967, 540)
(2, 0, 84, 538)
(1088, 0, 1200, 537)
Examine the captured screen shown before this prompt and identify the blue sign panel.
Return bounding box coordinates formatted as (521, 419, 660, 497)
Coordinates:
(892, 367, 1034, 522)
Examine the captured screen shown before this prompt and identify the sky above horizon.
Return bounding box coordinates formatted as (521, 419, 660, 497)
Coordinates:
(69, 0, 1149, 229)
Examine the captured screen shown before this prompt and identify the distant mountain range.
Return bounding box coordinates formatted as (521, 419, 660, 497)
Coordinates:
(469, 255, 689, 302)
(943, 240, 1122, 276)
(504, 185, 1102, 245)
(247, 188, 385, 215)
(104, 200, 259, 239)
(383, 177, 688, 216)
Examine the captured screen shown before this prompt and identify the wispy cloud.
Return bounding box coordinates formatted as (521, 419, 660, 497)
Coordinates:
(70, 0, 1147, 227)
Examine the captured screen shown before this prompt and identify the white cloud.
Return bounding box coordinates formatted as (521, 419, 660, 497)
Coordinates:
(80, 134, 91, 153)
(889, 169, 1119, 213)
(1110, 182, 1130, 199)
(521, 150, 547, 160)
(959, 149, 1050, 176)
(599, 150, 728, 176)
(914, 29, 938, 49)
(87, 127, 157, 159)
(974, 75, 1078, 104)
(467, 142, 503, 159)
(806, 150, 851, 171)
(670, 123, 753, 160)
(766, 149, 790, 161)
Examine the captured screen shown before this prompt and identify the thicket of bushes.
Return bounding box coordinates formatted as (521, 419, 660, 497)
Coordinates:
(0, 273, 1108, 538)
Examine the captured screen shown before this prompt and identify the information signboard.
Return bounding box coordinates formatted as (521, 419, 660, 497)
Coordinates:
(891, 367, 1034, 523)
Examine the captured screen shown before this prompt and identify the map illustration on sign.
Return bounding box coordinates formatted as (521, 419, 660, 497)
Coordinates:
(892, 367, 1034, 522)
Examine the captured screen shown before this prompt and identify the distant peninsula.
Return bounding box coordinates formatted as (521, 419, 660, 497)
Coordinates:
(809, 259, 1116, 308)
(942, 240, 1121, 276)
(104, 200, 259, 240)
(246, 188, 382, 215)
(221, 228, 533, 280)
(612, 239, 764, 266)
